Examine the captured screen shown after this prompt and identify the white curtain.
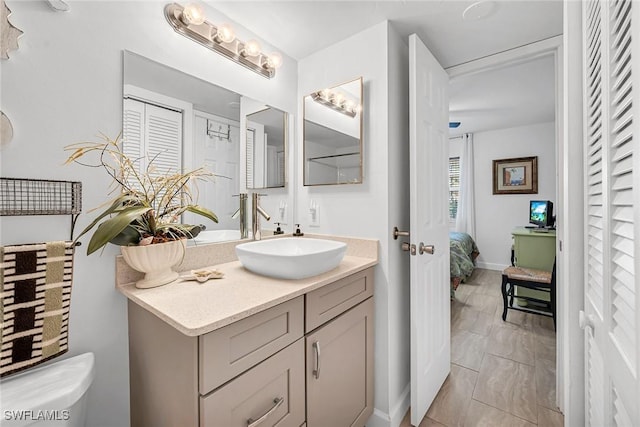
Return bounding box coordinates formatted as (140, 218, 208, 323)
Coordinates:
(455, 133, 476, 237)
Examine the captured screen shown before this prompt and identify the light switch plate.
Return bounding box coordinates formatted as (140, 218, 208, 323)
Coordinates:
(309, 204, 320, 227)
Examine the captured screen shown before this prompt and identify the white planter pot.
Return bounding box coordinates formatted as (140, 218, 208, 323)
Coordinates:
(121, 239, 186, 289)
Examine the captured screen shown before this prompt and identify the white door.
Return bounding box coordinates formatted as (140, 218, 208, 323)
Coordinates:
(193, 112, 240, 230)
(582, 0, 639, 426)
(247, 120, 267, 188)
(122, 98, 182, 183)
(144, 103, 182, 177)
(409, 34, 451, 426)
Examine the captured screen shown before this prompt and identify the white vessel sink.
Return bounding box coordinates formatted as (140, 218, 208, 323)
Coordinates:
(235, 238, 347, 279)
(189, 230, 242, 245)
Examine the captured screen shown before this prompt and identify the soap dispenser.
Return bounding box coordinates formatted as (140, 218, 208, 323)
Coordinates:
(274, 223, 284, 235)
(293, 224, 304, 236)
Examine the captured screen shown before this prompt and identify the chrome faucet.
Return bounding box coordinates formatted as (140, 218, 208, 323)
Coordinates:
(252, 193, 271, 240)
(231, 193, 248, 239)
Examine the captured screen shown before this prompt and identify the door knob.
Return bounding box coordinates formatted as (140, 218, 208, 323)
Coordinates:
(419, 243, 435, 255)
(393, 226, 410, 240)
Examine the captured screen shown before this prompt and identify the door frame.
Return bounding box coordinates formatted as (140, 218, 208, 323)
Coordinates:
(446, 33, 585, 424)
(559, 3, 586, 425)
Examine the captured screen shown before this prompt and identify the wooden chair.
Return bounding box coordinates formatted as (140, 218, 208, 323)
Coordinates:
(501, 260, 556, 330)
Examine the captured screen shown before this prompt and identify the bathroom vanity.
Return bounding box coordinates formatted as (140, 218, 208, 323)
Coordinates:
(117, 235, 377, 427)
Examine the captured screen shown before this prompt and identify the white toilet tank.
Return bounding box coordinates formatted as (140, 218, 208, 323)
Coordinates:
(1, 353, 95, 427)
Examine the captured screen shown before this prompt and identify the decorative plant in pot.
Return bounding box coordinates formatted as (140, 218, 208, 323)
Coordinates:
(66, 135, 219, 289)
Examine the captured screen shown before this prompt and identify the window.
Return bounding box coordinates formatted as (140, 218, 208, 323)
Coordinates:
(449, 157, 460, 220)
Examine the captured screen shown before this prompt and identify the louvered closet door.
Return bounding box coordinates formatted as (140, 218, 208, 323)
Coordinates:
(123, 98, 147, 171)
(247, 121, 266, 188)
(123, 99, 183, 176)
(144, 103, 182, 177)
(246, 128, 255, 189)
(582, 1, 639, 426)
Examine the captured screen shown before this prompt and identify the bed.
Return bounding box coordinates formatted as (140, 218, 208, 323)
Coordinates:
(450, 231, 479, 295)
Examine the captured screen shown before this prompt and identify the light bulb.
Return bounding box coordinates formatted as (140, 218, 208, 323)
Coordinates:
(181, 2, 205, 25)
(321, 89, 331, 100)
(265, 52, 283, 69)
(214, 23, 235, 43)
(243, 39, 262, 57)
(345, 99, 355, 112)
(354, 104, 363, 114)
(333, 93, 345, 106)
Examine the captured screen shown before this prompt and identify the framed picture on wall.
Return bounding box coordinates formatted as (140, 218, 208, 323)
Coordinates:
(492, 156, 538, 194)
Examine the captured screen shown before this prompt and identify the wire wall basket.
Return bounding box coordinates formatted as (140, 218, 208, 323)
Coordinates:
(0, 177, 82, 240)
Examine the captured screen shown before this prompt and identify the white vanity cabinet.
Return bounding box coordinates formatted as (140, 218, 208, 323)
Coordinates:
(127, 267, 374, 427)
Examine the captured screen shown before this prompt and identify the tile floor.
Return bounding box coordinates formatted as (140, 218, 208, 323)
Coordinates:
(400, 268, 564, 427)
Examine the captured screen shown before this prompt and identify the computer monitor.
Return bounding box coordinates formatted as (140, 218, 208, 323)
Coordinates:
(529, 200, 554, 228)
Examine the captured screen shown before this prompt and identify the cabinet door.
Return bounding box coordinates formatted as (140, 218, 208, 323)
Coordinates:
(200, 339, 305, 427)
(306, 298, 374, 427)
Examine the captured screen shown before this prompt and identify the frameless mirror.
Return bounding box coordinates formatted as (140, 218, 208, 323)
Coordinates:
(245, 106, 287, 189)
(122, 51, 289, 244)
(303, 77, 363, 186)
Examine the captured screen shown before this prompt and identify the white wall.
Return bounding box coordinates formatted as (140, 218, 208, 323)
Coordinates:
(0, 2, 296, 426)
(472, 121, 557, 270)
(297, 21, 410, 427)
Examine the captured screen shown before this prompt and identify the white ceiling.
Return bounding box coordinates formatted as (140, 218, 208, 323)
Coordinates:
(209, 0, 562, 135)
(448, 54, 556, 136)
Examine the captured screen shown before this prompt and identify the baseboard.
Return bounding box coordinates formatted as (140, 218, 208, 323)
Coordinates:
(476, 261, 507, 271)
(366, 409, 391, 427)
(389, 383, 411, 426)
(366, 384, 411, 427)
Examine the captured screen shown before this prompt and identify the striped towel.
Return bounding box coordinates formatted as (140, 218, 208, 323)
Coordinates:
(1, 241, 75, 377)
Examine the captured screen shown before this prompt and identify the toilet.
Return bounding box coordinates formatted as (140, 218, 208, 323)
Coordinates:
(0, 353, 95, 427)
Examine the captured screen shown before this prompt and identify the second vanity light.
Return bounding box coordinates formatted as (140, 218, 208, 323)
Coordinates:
(164, 2, 283, 79)
(311, 88, 362, 117)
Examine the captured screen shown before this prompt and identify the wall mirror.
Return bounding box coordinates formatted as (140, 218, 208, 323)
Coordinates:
(246, 106, 287, 189)
(122, 51, 288, 244)
(303, 77, 363, 186)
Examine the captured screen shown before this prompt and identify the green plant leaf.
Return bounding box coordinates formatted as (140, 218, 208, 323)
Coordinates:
(74, 194, 143, 244)
(65, 135, 222, 254)
(185, 205, 218, 223)
(108, 225, 141, 246)
(86, 206, 152, 255)
(178, 224, 205, 238)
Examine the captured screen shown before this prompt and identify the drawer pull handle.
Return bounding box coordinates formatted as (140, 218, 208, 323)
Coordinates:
(247, 397, 284, 427)
(313, 341, 321, 379)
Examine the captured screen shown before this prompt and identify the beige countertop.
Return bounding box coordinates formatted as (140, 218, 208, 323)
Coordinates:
(117, 235, 378, 336)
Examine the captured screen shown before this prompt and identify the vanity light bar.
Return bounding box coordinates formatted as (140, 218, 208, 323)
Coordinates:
(164, 3, 280, 79)
(310, 90, 360, 118)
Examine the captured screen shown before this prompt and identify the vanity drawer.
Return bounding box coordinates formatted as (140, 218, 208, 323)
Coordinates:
(305, 268, 373, 333)
(199, 296, 304, 394)
(200, 339, 305, 427)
